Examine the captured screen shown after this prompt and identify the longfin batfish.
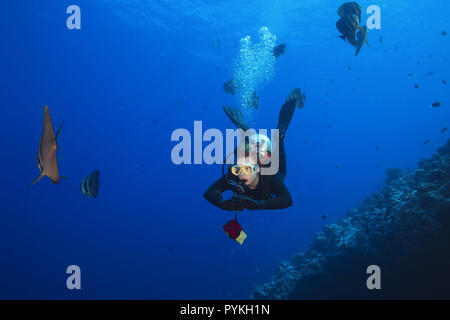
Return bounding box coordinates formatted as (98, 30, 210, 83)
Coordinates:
(31, 105, 64, 186)
(286, 88, 306, 108)
(338, 2, 362, 23)
(355, 25, 369, 56)
(80, 170, 100, 199)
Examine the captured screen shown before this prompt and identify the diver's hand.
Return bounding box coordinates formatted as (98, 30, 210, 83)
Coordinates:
(220, 199, 244, 211)
(232, 195, 262, 210)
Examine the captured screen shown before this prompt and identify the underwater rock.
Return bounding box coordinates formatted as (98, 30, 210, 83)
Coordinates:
(438, 141, 450, 156)
(384, 168, 404, 185)
(251, 140, 450, 299)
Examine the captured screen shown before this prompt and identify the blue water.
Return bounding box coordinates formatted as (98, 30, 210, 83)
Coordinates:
(0, 0, 449, 299)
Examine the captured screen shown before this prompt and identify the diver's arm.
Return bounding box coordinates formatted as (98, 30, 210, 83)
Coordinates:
(203, 177, 228, 208)
(204, 177, 244, 211)
(247, 175, 293, 210)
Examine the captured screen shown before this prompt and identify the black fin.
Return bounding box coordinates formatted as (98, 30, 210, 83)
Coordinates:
(223, 106, 249, 131)
(277, 99, 297, 138)
(31, 173, 45, 186)
(55, 120, 64, 143)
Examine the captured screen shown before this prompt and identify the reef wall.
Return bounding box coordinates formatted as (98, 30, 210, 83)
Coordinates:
(251, 140, 450, 299)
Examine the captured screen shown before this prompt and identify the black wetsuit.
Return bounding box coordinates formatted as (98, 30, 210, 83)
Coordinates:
(203, 135, 292, 211)
(204, 98, 296, 211)
(203, 172, 292, 211)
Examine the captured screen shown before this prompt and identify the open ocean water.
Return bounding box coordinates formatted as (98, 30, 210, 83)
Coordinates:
(0, 0, 449, 299)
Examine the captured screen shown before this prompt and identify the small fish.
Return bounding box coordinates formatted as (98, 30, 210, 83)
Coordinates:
(441, 127, 448, 134)
(442, 30, 448, 36)
(331, 78, 335, 83)
(80, 170, 100, 198)
(223, 79, 237, 95)
(422, 71, 436, 78)
(355, 25, 369, 56)
(376, 164, 382, 168)
(272, 44, 287, 59)
(31, 105, 65, 186)
(245, 90, 259, 109)
(431, 102, 441, 108)
(424, 139, 430, 144)
(443, 80, 447, 85)
(408, 73, 414, 77)
(328, 124, 333, 128)
(376, 146, 381, 150)
(336, 165, 340, 169)
(414, 84, 419, 89)
(337, 2, 362, 22)
(336, 14, 359, 46)
(379, 35, 383, 42)
(286, 88, 306, 108)
(304, 140, 309, 144)
(321, 213, 327, 220)
(348, 66, 352, 70)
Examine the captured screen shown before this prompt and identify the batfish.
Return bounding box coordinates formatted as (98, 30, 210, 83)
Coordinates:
(355, 25, 369, 56)
(272, 44, 287, 59)
(80, 170, 100, 199)
(338, 2, 362, 23)
(31, 105, 64, 186)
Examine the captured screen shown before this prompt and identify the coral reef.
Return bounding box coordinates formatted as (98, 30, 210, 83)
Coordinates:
(251, 140, 450, 299)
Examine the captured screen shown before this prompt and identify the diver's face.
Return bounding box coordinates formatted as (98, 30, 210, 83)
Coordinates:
(236, 156, 259, 186)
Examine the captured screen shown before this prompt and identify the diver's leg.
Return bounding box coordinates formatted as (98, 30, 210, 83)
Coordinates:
(276, 136, 287, 180)
(223, 105, 249, 131)
(276, 99, 297, 140)
(276, 89, 302, 179)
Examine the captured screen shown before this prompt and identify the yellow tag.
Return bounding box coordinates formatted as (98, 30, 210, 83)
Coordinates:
(235, 231, 247, 245)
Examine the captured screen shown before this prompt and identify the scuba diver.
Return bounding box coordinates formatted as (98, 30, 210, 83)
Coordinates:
(203, 88, 305, 212)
